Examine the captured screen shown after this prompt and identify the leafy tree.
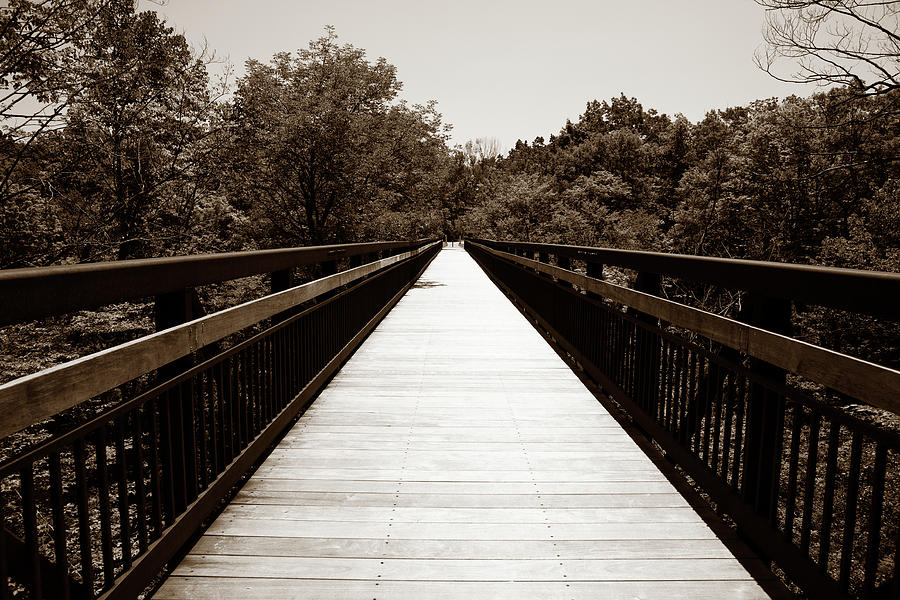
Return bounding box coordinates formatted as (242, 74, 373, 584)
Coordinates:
(227, 27, 447, 246)
(0, 0, 110, 265)
(55, 0, 217, 260)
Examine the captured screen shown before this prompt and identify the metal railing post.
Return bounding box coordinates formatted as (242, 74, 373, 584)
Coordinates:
(154, 288, 203, 521)
(271, 268, 294, 294)
(586, 262, 604, 300)
(739, 293, 791, 519)
(633, 272, 662, 414)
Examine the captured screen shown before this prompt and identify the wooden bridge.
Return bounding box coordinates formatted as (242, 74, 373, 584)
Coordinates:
(0, 239, 898, 599)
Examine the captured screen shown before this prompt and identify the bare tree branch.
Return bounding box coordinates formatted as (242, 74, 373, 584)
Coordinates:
(755, 0, 900, 97)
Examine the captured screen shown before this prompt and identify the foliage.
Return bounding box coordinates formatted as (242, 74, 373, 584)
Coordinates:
(225, 27, 448, 247)
(0, 0, 108, 198)
(58, 0, 219, 260)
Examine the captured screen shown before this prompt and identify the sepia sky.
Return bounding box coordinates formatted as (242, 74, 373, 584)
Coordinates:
(147, 0, 810, 151)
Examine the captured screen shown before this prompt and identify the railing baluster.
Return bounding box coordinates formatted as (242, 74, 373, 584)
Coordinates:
(0, 509, 8, 600)
(185, 378, 199, 504)
(730, 376, 746, 492)
(114, 416, 132, 570)
(863, 443, 887, 597)
(784, 402, 803, 542)
(237, 352, 247, 451)
(660, 339, 671, 425)
(260, 339, 269, 424)
(94, 429, 115, 590)
(173, 383, 188, 512)
(49, 454, 71, 600)
(133, 410, 148, 553)
(721, 372, 735, 483)
(207, 369, 219, 478)
(752, 388, 772, 513)
(224, 358, 236, 464)
(21, 465, 41, 600)
(250, 345, 260, 436)
(839, 431, 863, 594)
(702, 362, 715, 464)
(159, 391, 177, 526)
(215, 363, 227, 470)
(767, 393, 786, 528)
(293, 314, 301, 396)
(710, 364, 724, 474)
(799, 414, 821, 556)
(197, 373, 209, 491)
(818, 421, 841, 571)
(148, 400, 164, 538)
(73, 440, 95, 596)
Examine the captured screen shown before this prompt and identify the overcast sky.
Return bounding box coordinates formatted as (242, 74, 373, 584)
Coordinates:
(146, 0, 809, 151)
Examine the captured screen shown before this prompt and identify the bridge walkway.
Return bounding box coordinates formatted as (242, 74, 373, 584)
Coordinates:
(154, 246, 771, 599)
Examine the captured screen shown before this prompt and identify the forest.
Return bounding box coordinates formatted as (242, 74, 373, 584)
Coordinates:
(1, 0, 896, 269)
(1, 0, 898, 370)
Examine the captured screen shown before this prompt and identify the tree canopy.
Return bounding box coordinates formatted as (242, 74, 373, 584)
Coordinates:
(0, 1, 897, 297)
(226, 28, 449, 247)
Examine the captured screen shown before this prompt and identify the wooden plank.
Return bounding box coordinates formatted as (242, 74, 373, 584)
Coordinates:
(279, 432, 633, 443)
(204, 520, 721, 541)
(219, 504, 705, 523)
(190, 535, 747, 559)
(263, 455, 652, 471)
(230, 491, 690, 508)
(284, 425, 625, 434)
(155, 578, 770, 600)
(241, 479, 681, 495)
(277, 440, 642, 451)
(171, 555, 758, 581)
(266, 448, 650, 459)
(250, 468, 667, 481)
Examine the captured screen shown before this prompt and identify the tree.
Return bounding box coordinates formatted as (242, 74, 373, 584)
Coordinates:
(56, 0, 218, 260)
(0, 1, 110, 226)
(755, 1, 900, 97)
(227, 27, 448, 246)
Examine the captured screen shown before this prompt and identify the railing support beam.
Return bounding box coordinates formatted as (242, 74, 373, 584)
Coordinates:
(739, 293, 791, 519)
(633, 272, 662, 414)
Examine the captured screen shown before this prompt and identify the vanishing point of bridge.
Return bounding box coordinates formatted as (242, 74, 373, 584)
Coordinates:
(0, 239, 897, 599)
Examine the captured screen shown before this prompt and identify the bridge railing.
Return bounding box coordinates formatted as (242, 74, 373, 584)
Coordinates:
(0, 238, 440, 599)
(0, 239, 435, 328)
(467, 238, 900, 600)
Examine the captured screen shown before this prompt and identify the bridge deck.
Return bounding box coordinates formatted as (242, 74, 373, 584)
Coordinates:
(155, 247, 770, 599)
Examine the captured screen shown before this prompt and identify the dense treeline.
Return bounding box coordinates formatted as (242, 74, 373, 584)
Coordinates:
(3, 1, 898, 275)
(456, 91, 900, 273)
(2, 3, 898, 326)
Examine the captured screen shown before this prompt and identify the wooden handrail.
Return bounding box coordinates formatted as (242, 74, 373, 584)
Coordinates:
(0, 238, 437, 326)
(0, 242, 441, 438)
(469, 241, 900, 415)
(470, 238, 900, 318)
